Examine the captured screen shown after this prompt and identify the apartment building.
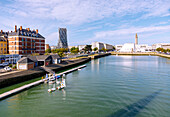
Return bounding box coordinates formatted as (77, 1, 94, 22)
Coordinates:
(8, 25, 45, 55)
(0, 30, 8, 54)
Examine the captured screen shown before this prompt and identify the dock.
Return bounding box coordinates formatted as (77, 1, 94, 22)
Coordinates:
(0, 65, 86, 100)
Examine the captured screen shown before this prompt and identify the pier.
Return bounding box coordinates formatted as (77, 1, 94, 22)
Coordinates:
(0, 65, 86, 100)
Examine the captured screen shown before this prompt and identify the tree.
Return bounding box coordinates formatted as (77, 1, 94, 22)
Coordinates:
(101, 47, 106, 52)
(84, 45, 92, 52)
(45, 48, 51, 53)
(156, 48, 164, 52)
(58, 52, 65, 57)
(70, 47, 79, 54)
(112, 46, 115, 50)
(93, 47, 98, 52)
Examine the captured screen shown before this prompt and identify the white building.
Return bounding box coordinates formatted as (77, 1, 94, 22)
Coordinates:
(50, 46, 57, 50)
(119, 43, 135, 52)
(92, 42, 113, 51)
(78, 45, 86, 51)
(152, 43, 170, 50)
(92, 42, 104, 51)
(135, 44, 152, 52)
(115, 45, 123, 51)
(104, 43, 113, 50)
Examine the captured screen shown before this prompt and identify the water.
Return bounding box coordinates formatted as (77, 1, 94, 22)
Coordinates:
(0, 56, 170, 117)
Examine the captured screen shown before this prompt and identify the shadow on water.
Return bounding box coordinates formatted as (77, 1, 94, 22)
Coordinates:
(107, 90, 162, 117)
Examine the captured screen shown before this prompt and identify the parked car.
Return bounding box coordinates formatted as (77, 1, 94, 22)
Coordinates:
(2, 62, 9, 66)
(4, 66, 12, 71)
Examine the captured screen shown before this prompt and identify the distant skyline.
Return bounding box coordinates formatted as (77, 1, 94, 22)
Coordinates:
(0, 0, 170, 46)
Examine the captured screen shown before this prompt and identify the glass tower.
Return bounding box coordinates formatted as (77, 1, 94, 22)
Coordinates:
(57, 28, 68, 48)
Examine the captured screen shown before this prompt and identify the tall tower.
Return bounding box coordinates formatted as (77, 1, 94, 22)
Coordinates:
(135, 33, 138, 45)
(57, 28, 68, 48)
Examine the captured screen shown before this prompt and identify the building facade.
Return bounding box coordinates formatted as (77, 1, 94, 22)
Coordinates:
(92, 42, 104, 51)
(119, 43, 135, 52)
(45, 44, 50, 50)
(57, 28, 68, 48)
(78, 45, 86, 51)
(115, 45, 123, 51)
(92, 42, 113, 51)
(8, 25, 45, 55)
(0, 31, 8, 54)
(152, 43, 170, 50)
(0, 37, 7, 54)
(0, 54, 22, 64)
(104, 43, 113, 50)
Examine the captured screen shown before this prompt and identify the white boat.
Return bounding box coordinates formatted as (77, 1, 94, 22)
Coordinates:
(49, 80, 55, 84)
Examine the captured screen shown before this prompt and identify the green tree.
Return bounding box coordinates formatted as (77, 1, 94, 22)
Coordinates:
(93, 47, 98, 51)
(156, 48, 164, 52)
(112, 46, 115, 50)
(70, 47, 79, 53)
(58, 52, 65, 57)
(84, 45, 92, 52)
(45, 48, 51, 53)
(101, 47, 106, 52)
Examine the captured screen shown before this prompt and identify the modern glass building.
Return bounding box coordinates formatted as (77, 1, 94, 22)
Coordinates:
(57, 28, 68, 48)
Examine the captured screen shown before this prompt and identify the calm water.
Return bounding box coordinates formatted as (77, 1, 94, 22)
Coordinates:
(0, 56, 170, 117)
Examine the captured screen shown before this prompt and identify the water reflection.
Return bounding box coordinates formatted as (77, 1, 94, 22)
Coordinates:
(91, 59, 100, 72)
(62, 89, 66, 100)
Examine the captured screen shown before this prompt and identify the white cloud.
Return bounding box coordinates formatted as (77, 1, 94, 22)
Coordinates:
(94, 25, 170, 38)
(3, 0, 170, 25)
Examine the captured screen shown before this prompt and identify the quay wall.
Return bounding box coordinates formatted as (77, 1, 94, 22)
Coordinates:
(90, 53, 111, 59)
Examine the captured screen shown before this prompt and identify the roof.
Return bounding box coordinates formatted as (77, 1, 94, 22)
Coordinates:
(51, 54, 60, 59)
(0, 37, 7, 42)
(17, 57, 34, 63)
(0, 32, 8, 37)
(35, 55, 51, 61)
(28, 56, 38, 62)
(8, 28, 45, 39)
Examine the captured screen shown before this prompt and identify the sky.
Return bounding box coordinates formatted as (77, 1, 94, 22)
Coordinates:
(0, 0, 170, 46)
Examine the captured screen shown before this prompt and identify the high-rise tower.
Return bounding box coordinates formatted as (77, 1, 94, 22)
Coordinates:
(57, 28, 68, 48)
(135, 33, 138, 45)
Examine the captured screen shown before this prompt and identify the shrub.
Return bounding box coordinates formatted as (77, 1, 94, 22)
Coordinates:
(9, 64, 12, 67)
(12, 65, 16, 69)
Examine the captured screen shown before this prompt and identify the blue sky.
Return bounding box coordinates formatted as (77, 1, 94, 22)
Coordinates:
(0, 0, 170, 46)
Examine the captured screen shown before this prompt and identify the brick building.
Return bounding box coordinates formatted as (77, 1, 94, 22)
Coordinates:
(8, 25, 45, 55)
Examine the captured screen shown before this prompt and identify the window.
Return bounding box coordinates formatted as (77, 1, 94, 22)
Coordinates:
(1, 43, 3, 47)
(22, 38, 24, 41)
(4, 48, 6, 51)
(4, 44, 6, 47)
